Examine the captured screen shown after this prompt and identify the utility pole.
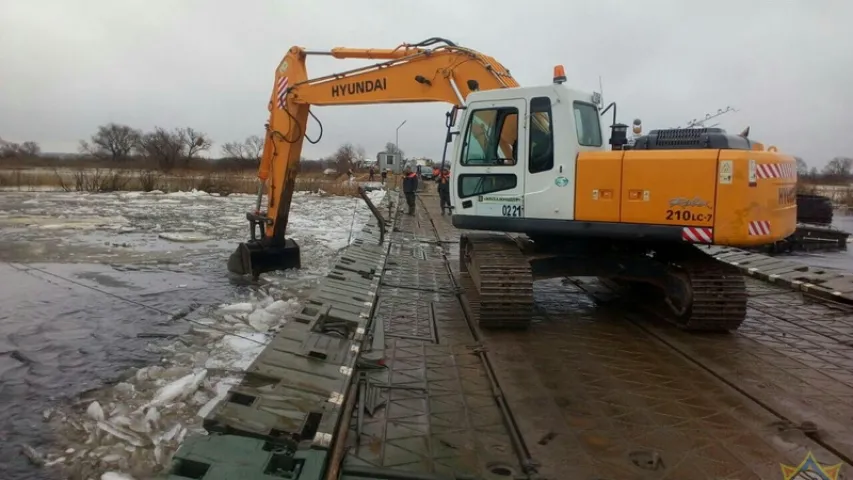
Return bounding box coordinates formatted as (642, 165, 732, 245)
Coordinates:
(395, 120, 407, 156)
(395, 120, 407, 174)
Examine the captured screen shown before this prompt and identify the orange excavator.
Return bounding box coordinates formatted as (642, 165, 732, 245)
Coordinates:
(228, 37, 797, 332)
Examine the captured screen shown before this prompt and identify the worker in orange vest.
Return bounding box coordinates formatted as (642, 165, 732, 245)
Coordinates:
(437, 167, 451, 215)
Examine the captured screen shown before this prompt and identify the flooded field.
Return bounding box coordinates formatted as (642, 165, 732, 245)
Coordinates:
(0, 188, 386, 480)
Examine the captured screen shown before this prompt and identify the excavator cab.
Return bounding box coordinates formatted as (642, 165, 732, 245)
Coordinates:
(449, 81, 606, 226)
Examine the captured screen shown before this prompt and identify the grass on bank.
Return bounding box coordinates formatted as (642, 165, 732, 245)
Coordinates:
(0, 167, 396, 197)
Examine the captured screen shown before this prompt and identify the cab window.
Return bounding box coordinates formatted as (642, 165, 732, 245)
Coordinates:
(529, 97, 554, 173)
(458, 174, 517, 198)
(461, 107, 518, 166)
(573, 102, 602, 147)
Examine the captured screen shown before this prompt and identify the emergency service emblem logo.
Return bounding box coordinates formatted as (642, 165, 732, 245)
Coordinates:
(780, 452, 841, 480)
(554, 176, 569, 187)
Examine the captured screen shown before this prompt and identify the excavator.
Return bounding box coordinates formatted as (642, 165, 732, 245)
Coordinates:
(227, 37, 798, 332)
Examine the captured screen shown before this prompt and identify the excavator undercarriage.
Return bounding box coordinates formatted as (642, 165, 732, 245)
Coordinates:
(460, 233, 748, 332)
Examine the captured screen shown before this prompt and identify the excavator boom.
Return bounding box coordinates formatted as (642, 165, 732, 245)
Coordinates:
(228, 38, 517, 277)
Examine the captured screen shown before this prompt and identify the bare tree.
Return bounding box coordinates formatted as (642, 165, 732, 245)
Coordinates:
(794, 156, 808, 176)
(0, 140, 40, 158)
(79, 123, 142, 162)
(384, 141, 404, 159)
(221, 141, 246, 160)
(822, 156, 853, 178)
(136, 127, 185, 172)
(19, 141, 40, 157)
(0, 142, 18, 158)
(333, 143, 357, 173)
(178, 127, 212, 165)
(221, 135, 264, 169)
(246, 135, 263, 161)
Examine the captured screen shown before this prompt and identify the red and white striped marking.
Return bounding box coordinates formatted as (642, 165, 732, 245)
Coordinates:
(276, 76, 289, 109)
(681, 227, 713, 244)
(748, 220, 771, 236)
(755, 162, 796, 179)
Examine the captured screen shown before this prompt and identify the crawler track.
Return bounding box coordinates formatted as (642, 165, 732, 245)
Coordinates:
(462, 231, 748, 332)
(460, 233, 534, 329)
(662, 252, 749, 332)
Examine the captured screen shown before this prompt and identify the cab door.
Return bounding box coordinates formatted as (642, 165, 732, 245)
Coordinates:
(523, 95, 564, 219)
(452, 97, 527, 220)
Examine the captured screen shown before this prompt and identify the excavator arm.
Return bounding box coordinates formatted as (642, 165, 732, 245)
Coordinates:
(228, 38, 520, 277)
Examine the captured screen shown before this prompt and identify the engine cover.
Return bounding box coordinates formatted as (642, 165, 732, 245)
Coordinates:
(632, 127, 753, 150)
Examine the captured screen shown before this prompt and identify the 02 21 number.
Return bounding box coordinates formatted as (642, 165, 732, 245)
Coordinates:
(501, 205, 523, 217)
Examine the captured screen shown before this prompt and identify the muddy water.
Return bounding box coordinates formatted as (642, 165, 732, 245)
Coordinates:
(0, 189, 381, 479)
(0, 262, 242, 480)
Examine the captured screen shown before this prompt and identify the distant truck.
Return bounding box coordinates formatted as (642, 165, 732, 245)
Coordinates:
(417, 165, 434, 180)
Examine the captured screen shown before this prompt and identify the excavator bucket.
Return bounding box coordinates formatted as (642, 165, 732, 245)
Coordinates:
(226, 239, 301, 278)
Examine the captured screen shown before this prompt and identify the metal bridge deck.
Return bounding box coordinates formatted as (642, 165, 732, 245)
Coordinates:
(342, 190, 853, 479)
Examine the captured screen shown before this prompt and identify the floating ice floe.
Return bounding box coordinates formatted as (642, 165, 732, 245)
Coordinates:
(157, 232, 213, 243)
(45, 290, 307, 478)
(29, 188, 386, 478)
(102, 472, 137, 480)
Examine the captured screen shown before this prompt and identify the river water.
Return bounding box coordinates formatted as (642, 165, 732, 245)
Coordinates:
(0, 189, 384, 480)
(783, 212, 853, 270)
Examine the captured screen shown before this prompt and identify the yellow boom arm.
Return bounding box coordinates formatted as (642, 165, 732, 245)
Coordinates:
(256, 38, 519, 241)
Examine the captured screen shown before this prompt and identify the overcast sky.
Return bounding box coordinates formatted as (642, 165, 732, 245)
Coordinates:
(1, 0, 851, 168)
